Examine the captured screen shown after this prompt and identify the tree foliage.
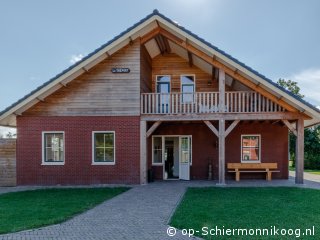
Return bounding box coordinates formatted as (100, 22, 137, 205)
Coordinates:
(277, 78, 304, 98)
(278, 78, 320, 169)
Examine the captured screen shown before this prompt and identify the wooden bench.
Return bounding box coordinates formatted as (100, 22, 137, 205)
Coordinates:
(227, 163, 280, 181)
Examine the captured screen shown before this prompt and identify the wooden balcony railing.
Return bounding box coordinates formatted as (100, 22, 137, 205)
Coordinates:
(141, 91, 285, 114)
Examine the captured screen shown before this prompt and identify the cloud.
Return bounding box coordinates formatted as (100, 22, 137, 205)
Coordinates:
(288, 68, 320, 107)
(69, 54, 84, 64)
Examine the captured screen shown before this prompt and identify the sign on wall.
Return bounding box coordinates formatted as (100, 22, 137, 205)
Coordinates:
(111, 68, 130, 73)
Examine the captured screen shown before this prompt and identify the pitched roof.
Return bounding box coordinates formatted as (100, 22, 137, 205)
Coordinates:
(1, 9, 319, 127)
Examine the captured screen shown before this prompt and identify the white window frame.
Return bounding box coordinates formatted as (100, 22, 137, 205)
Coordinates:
(152, 136, 164, 166)
(180, 74, 196, 103)
(155, 75, 171, 93)
(92, 131, 116, 165)
(152, 135, 192, 166)
(241, 134, 261, 163)
(42, 131, 65, 166)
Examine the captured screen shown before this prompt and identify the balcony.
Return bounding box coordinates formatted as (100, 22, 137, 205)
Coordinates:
(141, 91, 285, 115)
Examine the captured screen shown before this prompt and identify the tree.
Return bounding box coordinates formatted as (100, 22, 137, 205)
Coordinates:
(278, 78, 320, 169)
(277, 78, 304, 98)
(6, 132, 16, 138)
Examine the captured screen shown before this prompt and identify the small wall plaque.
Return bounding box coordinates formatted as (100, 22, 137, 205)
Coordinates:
(111, 68, 130, 73)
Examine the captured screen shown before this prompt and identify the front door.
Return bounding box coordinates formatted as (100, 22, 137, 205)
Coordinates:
(179, 136, 191, 180)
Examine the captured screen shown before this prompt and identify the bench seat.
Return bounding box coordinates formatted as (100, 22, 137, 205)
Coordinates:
(227, 163, 279, 181)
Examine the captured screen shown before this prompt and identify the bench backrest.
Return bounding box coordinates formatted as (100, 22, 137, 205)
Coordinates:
(227, 163, 277, 169)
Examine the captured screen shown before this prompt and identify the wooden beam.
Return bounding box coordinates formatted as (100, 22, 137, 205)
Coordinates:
(219, 69, 225, 112)
(281, 119, 297, 136)
(158, 27, 297, 112)
(295, 118, 304, 184)
(230, 78, 235, 90)
(211, 66, 215, 83)
(140, 120, 147, 185)
(140, 27, 161, 44)
(154, 35, 164, 54)
(188, 51, 193, 67)
(141, 112, 307, 122)
(59, 82, 67, 87)
(161, 36, 171, 53)
(218, 119, 226, 185)
(225, 120, 240, 137)
(159, 28, 184, 45)
(129, 36, 134, 45)
(204, 120, 218, 137)
(146, 121, 162, 138)
(36, 97, 45, 102)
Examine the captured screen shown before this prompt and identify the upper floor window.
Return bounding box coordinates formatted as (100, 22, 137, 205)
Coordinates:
(42, 132, 64, 165)
(92, 131, 115, 165)
(241, 135, 261, 163)
(156, 75, 171, 94)
(181, 75, 195, 103)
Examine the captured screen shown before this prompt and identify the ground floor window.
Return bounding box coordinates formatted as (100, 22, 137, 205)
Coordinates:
(241, 135, 261, 163)
(152, 137, 163, 165)
(42, 132, 64, 165)
(92, 131, 115, 165)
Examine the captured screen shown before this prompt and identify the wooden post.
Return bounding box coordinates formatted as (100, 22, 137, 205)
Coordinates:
(218, 119, 226, 185)
(219, 69, 225, 113)
(295, 118, 304, 184)
(140, 120, 147, 184)
(218, 68, 226, 185)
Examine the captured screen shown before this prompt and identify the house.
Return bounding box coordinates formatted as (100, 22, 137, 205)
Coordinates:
(0, 10, 319, 185)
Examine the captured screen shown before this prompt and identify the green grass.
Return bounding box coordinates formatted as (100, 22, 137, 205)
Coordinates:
(289, 166, 320, 175)
(0, 187, 129, 234)
(170, 187, 320, 239)
(305, 170, 320, 175)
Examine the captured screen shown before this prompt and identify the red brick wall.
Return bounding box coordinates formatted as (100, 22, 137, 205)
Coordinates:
(16, 116, 140, 185)
(148, 121, 288, 180)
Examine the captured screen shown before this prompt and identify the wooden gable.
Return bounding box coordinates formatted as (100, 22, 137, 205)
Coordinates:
(24, 41, 141, 116)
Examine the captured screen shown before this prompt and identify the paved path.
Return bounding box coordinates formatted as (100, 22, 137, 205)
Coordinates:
(0, 182, 200, 240)
(1, 176, 320, 240)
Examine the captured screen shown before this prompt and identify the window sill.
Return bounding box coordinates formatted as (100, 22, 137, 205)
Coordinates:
(92, 162, 115, 166)
(241, 161, 261, 163)
(42, 162, 65, 166)
(152, 163, 163, 166)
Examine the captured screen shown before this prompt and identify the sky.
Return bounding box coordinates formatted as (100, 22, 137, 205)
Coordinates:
(0, 0, 320, 135)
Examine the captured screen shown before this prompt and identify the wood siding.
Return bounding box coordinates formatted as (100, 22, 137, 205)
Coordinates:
(24, 41, 141, 116)
(0, 139, 16, 186)
(151, 53, 230, 93)
(140, 45, 152, 93)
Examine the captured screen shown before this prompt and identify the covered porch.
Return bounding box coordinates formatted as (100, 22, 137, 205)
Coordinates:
(139, 67, 306, 185)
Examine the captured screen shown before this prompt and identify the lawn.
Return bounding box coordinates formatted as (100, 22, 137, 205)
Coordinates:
(0, 187, 129, 234)
(170, 187, 320, 240)
(289, 166, 320, 175)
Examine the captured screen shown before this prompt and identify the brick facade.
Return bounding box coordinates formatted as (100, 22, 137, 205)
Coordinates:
(16, 116, 140, 185)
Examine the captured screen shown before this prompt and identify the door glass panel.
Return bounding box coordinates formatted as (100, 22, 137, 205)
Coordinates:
(180, 137, 190, 163)
(181, 76, 195, 103)
(157, 75, 170, 82)
(156, 76, 171, 113)
(182, 85, 194, 103)
(181, 75, 194, 84)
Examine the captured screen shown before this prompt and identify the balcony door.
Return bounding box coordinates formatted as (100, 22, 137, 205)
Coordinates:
(156, 75, 171, 113)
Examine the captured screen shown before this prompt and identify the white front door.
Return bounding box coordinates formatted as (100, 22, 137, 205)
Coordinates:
(179, 136, 191, 180)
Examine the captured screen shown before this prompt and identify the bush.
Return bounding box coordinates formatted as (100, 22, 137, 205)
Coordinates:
(305, 153, 320, 170)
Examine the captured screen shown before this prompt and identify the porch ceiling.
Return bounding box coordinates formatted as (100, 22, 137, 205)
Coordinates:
(143, 34, 251, 92)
